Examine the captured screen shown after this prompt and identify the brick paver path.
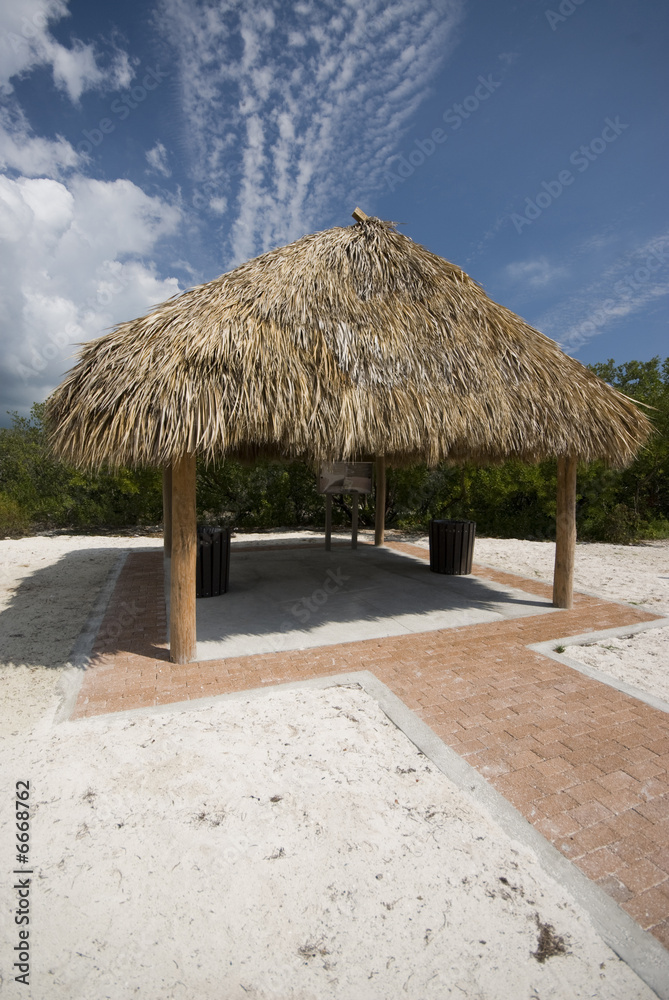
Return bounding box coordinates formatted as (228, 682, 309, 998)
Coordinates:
(73, 542, 669, 947)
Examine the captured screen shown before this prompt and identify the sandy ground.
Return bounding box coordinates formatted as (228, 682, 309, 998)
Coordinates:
(0, 535, 164, 735)
(0, 532, 667, 999)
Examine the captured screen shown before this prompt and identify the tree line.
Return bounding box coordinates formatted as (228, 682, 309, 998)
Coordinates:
(1, 358, 667, 543)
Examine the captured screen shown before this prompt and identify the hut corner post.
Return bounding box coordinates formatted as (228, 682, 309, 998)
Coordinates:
(375, 456, 386, 546)
(170, 454, 197, 664)
(162, 466, 172, 558)
(553, 455, 577, 609)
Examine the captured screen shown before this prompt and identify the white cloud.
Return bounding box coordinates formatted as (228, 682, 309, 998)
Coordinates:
(504, 257, 567, 289)
(536, 233, 669, 351)
(0, 3, 181, 416)
(0, 0, 133, 104)
(576, 231, 617, 253)
(146, 140, 172, 178)
(0, 174, 183, 412)
(0, 106, 80, 177)
(159, 0, 464, 265)
(209, 196, 227, 215)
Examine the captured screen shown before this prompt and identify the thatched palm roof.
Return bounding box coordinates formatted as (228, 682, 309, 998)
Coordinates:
(47, 216, 651, 469)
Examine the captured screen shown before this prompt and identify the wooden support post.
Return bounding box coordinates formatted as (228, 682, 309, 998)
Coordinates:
(374, 456, 386, 546)
(170, 454, 197, 664)
(553, 455, 577, 609)
(351, 492, 359, 549)
(325, 493, 332, 551)
(162, 466, 172, 558)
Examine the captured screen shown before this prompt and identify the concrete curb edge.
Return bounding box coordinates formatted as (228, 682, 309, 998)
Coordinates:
(528, 617, 669, 716)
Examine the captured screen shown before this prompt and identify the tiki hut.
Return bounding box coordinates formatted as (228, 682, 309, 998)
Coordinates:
(46, 210, 652, 663)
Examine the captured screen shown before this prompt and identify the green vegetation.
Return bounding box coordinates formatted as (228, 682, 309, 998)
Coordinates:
(1, 358, 668, 543)
(0, 403, 163, 532)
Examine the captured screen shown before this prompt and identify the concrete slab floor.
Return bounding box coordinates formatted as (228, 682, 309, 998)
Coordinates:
(172, 544, 558, 661)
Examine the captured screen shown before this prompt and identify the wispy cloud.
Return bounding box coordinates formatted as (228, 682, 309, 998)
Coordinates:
(504, 256, 567, 289)
(465, 212, 507, 264)
(0, 105, 81, 177)
(146, 140, 172, 177)
(536, 233, 669, 351)
(159, 0, 464, 266)
(574, 229, 618, 254)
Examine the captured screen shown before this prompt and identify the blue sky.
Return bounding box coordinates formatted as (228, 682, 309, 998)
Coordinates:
(1, 0, 667, 424)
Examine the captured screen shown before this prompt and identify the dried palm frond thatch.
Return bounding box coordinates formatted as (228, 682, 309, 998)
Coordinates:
(46, 216, 651, 470)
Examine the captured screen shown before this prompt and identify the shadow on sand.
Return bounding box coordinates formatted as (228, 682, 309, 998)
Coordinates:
(0, 547, 126, 670)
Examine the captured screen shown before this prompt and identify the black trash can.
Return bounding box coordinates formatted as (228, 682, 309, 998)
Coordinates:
(196, 526, 231, 597)
(429, 519, 476, 575)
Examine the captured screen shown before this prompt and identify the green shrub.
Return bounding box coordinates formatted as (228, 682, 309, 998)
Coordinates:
(579, 502, 639, 544)
(0, 403, 162, 530)
(0, 492, 30, 537)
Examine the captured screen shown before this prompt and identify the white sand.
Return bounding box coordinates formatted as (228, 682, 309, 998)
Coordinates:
(565, 629, 669, 704)
(0, 532, 667, 998)
(472, 537, 669, 616)
(466, 536, 669, 707)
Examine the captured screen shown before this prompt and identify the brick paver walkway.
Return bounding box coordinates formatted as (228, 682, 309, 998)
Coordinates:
(72, 542, 669, 946)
